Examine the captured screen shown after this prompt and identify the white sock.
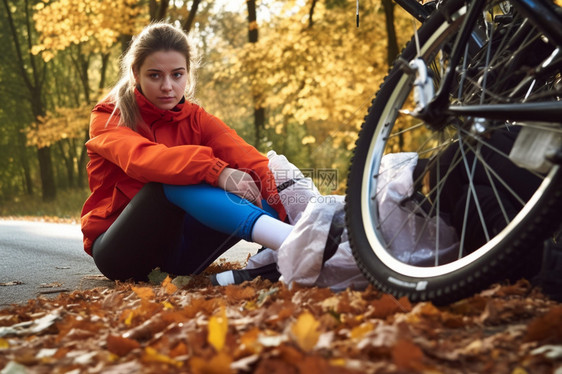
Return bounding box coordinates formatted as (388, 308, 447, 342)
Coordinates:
(251, 214, 293, 250)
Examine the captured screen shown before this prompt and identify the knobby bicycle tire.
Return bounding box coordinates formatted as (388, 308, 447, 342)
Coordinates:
(346, 0, 562, 305)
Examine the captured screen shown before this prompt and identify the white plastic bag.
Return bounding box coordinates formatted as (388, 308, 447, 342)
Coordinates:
(268, 151, 320, 225)
(245, 247, 277, 269)
(377, 153, 459, 265)
(250, 151, 460, 291)
(276, 195, 368, 291)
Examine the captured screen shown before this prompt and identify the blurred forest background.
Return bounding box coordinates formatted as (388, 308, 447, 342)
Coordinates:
(0, 0, 416, 218)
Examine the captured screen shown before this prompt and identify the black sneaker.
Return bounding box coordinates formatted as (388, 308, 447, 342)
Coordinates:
(210, 263, 281, 286)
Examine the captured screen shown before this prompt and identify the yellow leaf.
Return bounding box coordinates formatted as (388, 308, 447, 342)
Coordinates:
(123, 310, 134, 326)
(330, 358, 346, 367)
(0, 338, 9, 349)
(208, 306, 228, 352)
(350, 322, 375, 340)
(512, 367, 529, 374)
(290, 311, 321, 352)
(162, 301, 174, 310)
(142, 347, 182, 368)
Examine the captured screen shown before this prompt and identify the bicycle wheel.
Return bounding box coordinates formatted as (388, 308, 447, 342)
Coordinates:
(346, 0, 562, 304)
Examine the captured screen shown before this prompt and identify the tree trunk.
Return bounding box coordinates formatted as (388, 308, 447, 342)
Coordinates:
(17, 130, 33, 195)
(246, 0, 265, 149)
(37, 147, 56, 200)
(382, 0, 399, 66)
(183, 0, 201, 33)
(3, 0, 57, 200)
(58, 141, 76, 188)
(149, 0, 169, 21)
(308, 0, 318, 28)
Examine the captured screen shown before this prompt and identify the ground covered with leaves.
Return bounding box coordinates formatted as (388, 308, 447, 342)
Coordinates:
(0, 272, 561, 374)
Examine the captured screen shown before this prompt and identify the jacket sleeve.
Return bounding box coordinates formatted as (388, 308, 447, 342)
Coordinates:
(197, 108, 287, 221)
(86, 109, 228, 186)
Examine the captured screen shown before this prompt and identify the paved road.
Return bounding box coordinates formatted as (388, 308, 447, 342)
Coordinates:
(0, 220, 260, 308)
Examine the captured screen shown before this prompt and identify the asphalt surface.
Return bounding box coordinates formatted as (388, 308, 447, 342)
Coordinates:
(0, 220, 260, 308)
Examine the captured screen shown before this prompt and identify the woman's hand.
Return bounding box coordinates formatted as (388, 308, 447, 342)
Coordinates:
(217, 167, 263, 208)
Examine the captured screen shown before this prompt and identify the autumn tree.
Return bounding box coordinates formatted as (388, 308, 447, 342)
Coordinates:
(0, 72, 35, 197)
(0, 6, 36, 198)
(2, 0, 57, 201)
(206, 0, 390, 188)
(0, 0, 417, 203)
(28, 0, 147, 188)
(207, 0, 415, 189)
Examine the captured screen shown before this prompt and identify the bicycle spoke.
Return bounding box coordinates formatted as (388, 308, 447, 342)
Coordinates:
(386, 121, 426, 139)
(460, 129, 531, 207)
(348, 0, 561, 304)
(459, 133, 491, 244)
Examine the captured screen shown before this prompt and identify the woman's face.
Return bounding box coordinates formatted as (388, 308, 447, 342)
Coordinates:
(134, 50, 188, 110)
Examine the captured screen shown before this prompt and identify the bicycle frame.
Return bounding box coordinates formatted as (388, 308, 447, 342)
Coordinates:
(396, 0, 562, 125)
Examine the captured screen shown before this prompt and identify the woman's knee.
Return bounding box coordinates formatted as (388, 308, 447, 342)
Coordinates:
(163, 184, 269, 240)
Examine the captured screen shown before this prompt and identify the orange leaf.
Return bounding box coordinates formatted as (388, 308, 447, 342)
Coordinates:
(190, 351, 232, 374)
(224, 285, 256, 302)
(132, 286, 155, 301)
(392, 339, 425, 371)
(107, 334, 140, 356)
(169, 341, 189, 358)
(524, 305, 562, 343)
(371, 294, 412, 319)
(240, 327, 261, 354)
(162, 276, 178, 295)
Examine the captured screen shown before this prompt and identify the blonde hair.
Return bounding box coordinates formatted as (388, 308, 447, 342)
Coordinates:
(106, 22, 199, 130)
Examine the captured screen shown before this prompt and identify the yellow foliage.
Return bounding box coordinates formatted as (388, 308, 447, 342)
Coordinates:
(27, 104, 91, 148)
(200, 0, 415, 158)
(290, 311, 321, 352)
(32, 0, 147, 60)
(302, 135, 316, 145)
(142, 347, 183, 368)
(0, 338, 9, 349)
(350, 322, 375, 340)
(207, 306, 228, 352)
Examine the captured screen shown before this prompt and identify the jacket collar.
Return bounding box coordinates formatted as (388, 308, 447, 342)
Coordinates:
(134, 88, 190, 126)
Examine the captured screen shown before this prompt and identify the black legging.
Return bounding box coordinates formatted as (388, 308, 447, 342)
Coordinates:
(92, 183, 240, 281)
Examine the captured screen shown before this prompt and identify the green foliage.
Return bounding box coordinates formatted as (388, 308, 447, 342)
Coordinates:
(1, 0, 419, 216)
(0, 188, 89, 220)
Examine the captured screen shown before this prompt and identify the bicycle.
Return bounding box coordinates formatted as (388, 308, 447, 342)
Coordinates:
(346, 0, 562, 304)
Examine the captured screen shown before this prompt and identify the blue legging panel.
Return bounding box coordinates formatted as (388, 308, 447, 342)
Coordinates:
(163, 184, 277, 241)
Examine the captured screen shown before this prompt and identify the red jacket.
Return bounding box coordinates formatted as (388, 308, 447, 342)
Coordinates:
(81, 89, 286, 254)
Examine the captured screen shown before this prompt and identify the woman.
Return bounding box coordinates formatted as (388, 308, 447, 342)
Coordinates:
(81, 23, 292, 282)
